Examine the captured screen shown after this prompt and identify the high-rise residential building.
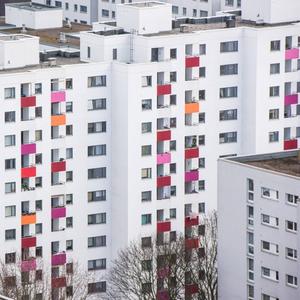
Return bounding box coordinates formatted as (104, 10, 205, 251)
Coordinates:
(0, 0, 300, 298)
(218, 150, 300, 300)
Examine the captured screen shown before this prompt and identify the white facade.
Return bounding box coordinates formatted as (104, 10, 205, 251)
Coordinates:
(220, 0, 241, 11)
(218, 151, 300, 300)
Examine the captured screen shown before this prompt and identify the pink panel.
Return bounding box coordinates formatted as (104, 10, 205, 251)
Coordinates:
(21, 259, 36, 272)
(52, 253, 66, 266)
(21, 143, 36, 155)
(285, 94, 298, 105)
(185, 170, 199, 182)
(51, 207, 66, 219)
(157, 153, 171, 164)
(51, 91, 66, 103)
(285, 48, 299, 60)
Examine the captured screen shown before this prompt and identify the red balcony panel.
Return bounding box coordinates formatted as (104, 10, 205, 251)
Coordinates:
(157, 84, 172, 96)
(51, 161, 66, 172)
(21, 96, 36, 108)
(185, 216, 199, 227)
(185, 283, 199, 295)
(185, 148, 199, 159)
(157, 267, 170, 278)
(157, 290, 169, 300)
(157, 221, 171, 233)
(157, 176, 171, 188)
(284, 139, 298, 150)
(21, 236, 36, 248)
(185, 56, 200, 68)
(52, 277, 66, 288)
(21, 167, 36, 178)
(157, 130, 171, 141)
(185, 238, 199, 249)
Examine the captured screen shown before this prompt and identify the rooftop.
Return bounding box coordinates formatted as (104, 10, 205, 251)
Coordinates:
(227, 151, 300, 178)
(127, 1, 164, 8)
(5, 2, 61, 11)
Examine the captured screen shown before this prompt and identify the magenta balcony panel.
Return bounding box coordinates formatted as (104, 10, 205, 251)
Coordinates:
(21, 259, 36, 272)
(21, 143, 36, 155)
(157, 153, 171, 164)
(285, 94, 298, 105)
(51, 207, 66, 219)
(185, 170, 199, 182)
(51, 91, 66, 103)
(52, 253, 66, 266)
(285, 48, 299, 60)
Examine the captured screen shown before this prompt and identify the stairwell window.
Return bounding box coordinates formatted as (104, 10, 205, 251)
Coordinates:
(286, 220, 297, 233)
(88, 122, 106, 133)
(141, 214, 152, 225)
(141, 168, 151, 179)
(286, 193, 298, 205)
(270, 40, 281, 51)
(261, 187, 279, 200)
(4, 87, 15, 99)
(88, 213, 106, 224)
(88, 76, 106, 87)
(286, 274, 298, 287)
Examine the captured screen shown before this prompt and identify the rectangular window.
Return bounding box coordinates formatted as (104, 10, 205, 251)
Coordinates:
(88, 168, 106, 179)
(142, 99, 152, 110)
(141, 122, 152, 133)
(261, 267, 279, 281)
(269, 131, 279, 142)
(88, 282, 106, 294)
(286, 274, 298, 287)
(219, 132, 237, 143)
(141, 168, 151, 179)
(80, 5, 87, 12)
(88, 145, 106, 156)
(88, 190, 106, 202)
(4, 87, 15, 99)
(220, 64, 238, 75)
(219, 109, 237, 121)
(141, 214, 151, 225)
(5, 111, 15, 123)
(269, 109, 279, 120)
(141, 191, 151, 202)
(141, 145, 151, 156)
(220, 41, 238, 52)
(199, 44, 206, 55)
(286, 220, 297, 233)
(286, 193, 298, 205)
(5, 205, 16, 217)
(261, 187, 279, 200)
(270, 40, 280, 51)
(286, 247, 297, 260)
(88, 236, 106, 248)
(5, 135, 15, 147)
(261, 240, 279, 255)
(88, 259, 106, 270)
(112, 48, 117, 60)
(270, 63, 280, 74)
(5, 252, 16, 264)
(88, 98, 106, 110)
(34, 83, 42, 94)
(88, 213, 106, 224)
(5, 159, 16, 170)
(170, 48, 177, 59)
(269, 86, 280, 97)
(142, 76, 152, 87)
(5, 182, 16, 193)
(88, 122, 106, 133)
(5, 229, 16, 240)
(220, 86, 238, 98)
(88, 76, 106, 87)
(102, 9, 109, 17)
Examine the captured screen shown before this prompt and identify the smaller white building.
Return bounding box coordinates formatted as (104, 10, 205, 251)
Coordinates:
(218, 151, 300, 300)
(5, 2, 63, 29)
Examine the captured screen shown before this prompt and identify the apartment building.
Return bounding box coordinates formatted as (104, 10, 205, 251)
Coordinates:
(0, 0, 300, 298)
(218, 150, 300, 300)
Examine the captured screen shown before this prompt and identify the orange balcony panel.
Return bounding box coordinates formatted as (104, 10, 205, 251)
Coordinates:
(157, 176, 171, 187)
(21, 236, 36, 248)
(157, 221, 171, 233)
(21, 167, 36, 178)
(185, 103, 199, 114)
(21, 213, 36, 225)
(185, 238, 199, 249)
(157, 130, 171, 141)
(51, 161, 66, 172)
(51, 115, 66, 126)
(52, 277, 66, 288)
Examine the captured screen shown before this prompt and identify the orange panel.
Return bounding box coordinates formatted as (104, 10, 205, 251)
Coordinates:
(21, 214, 36, 225)
(185, 103, 199, 114)
(51, 115, 66, 126)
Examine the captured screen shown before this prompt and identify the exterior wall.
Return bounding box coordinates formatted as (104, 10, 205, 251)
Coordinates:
(220, 0, 241, 11)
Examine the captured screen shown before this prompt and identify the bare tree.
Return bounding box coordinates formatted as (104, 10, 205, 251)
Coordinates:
(107, 211, 218, 300)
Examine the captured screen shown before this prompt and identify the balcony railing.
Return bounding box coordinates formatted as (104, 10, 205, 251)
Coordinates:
(51, 207, 66, 219)
(51, 91, 66, 103)
(52, 253, 66, 266)
(21, 258, 36, 272)
(185, 215, 199, 227)
(285, 48, 299, 60)
(185, 283, 199, 295)
(21, 213, 36, 225)
(21, 143, 36, 155)
(157, 84, 172, 96)
(52, 277, 66, 288)
(185, 147, 199, 159)
(185, 238, 199, 249)
(185, 170, 199, 182)
(157, 130, 171, 142)
(21, 236, 36, 248)
(21, 167, 36, 178)
(185, 56, 200, 68)
(21, 96, 36, 108)
(157, 221, 171, 233)
(285, 94, 298, 105)
(157, 153, 171, 164)
(157, 175, 171, 188)
(51, 161, 66, 172)
(284, 139, 298, 150)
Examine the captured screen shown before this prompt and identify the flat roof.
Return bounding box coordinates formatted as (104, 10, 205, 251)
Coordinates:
(0, 33, 32, 41)
(126, 1, 164, 7)
(5, 2, 62, 11)
(227, 150, 300, 178)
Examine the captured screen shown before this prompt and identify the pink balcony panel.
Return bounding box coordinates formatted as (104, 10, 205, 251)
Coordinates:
(52, 253, 66, 266)
(21, 143, 36, 155)
(157, 290, 170, 300)
(52, 207, 66, 219)
(285, 48, 299, 60)
(51, 91, 66, 103)
(185, 170, 199, 182)
(157, 153, 171, 164)
(285, 94, 298, 105)
(21, 259, 36, 272)
(284, 139, 298, 150)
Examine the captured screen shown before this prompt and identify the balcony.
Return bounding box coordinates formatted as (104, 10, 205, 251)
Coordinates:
(51, 115, 66, 126)
(157, 130, 171, 142)
(21, 143, 36, 155)
(21, 258, 36, 272)
(52, 253, 66, 266)
(21, 167, 36, 178)
(185, 215, 199, 227)
(157, 221, 171, 233)
(51, 207, 66, 219)
(284, 139, 298, 150)
(157, 175, 171, 188)
(51, 91, 66, 103)
(185, 170, 199, 182)
(185, 148, 199, 159)
(185, 102, 199, 114)
(51, 161, 66, 172)
(157, 84, 172, 96)
(185, 283, 199, 295)
(21, 96, 36, 108)
(21, 213, 36, 225)
(185, 56, 200, 68)
(185, 238, 199, 249)
(285, 94, 298, 105)
(157, 290, 169, 300)
(285, 48, 299, 60)
(157, 153, 171, 164)
(52, 277, 66, 288)
(21, 236, 36, 248)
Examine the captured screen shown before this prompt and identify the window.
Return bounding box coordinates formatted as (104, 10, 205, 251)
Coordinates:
(87, 46, 91, 58)
(170, 208, 176, 219)
(199, 135, 205, 145)
(286, 274, 298, 287)
(199, 202, 205, 213)
(199, 90, 205, 100)
(269, 86, 280, 97)
(88, 145, 106, 156)
(141, 168, 151, 179)
(5, 135, 15, 147)
(199, 44, 206, 55)
(198, 157, 205, 168)
(66, 240, 73, 250)
(112, 48, 117, 60)
(88, 122, 106, 133)
(35, 177, 42, 188)
(65, 2, 69, 9)
(142, 76, 152, 87)
(66, 102, 73, 112)
(80, 5, 87, 12)
(66, 194, 73, 205)
(88, 98, 106, 110)
(88, 213, 106, 225)
(36, 247, 42, 257)
(88, 190, 106, 202)
(5, 182, 16, 193)
(141, 214, 151, 225)
(286, 220, 297, 233)
(66, 148, 73, 159)
(225, 0, 234, 6)
(192, 9, 197, 17)
(142, 99, 152, 110)
(34, 83, 42, 94)
(170, 140, 176, 151)
(88, 168, 106, 179)
(199, 67, 206, 77)
(200, 10, 208, 17)
(88, 259, 106, 270)
(261, 240, 279, 255)
(141, 145, 151, 156)
(5, 111, 15, 122)
(35, 223, 43, 234)
(5, 229, 16, 240)
(5, 252, 16, 264)
(199, 180, 205, 191)
(170, 72, 177, 82)
(286, 193, 298, 205)
(4, 87, 15, 99)
(170, 163, 176, 174)
(35, 130, 42, 141)
(270, 63, 280, 74)
(141, 122, 152, 133)
(65, 78, 73, 89)
(199, 112, 205, 123)
(220, 64, 238, 75)
(219, 132, 237, 143)
(220, 86, 238, 98)
(5, 159, 15, 170)
(88, 76, 106, 87)
(220, 41, 238, 52)
(269, 131, 279, 142)
(35, 107, 42, 118)
(66, 171, 73, 182)
(262, 294, 279, 300)
(172, 5, 178, 14)
(141, 237, 151, 248)
(170, 48, 177, 59)
(88, 282, 106, 293)
(102, 9, 109, 17)
(66, 217, 73, 228)
(261, 187, 279, 200)
(261, 214, 279, 228)
(219, 109, 237, 121)
(55, 1, 62, 7)
(5, 205, 16, 217)
(261, 267, 279, 281)
(269, 109, 279, 120)
(142, 191, 151, 202)
(286, 247, 297, 260)
(88, 236, 106, 248)
(36, 200, 42, 211)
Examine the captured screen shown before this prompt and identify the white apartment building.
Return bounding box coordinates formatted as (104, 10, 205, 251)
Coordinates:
(218, 150, 300, 300)
(0, 0, 300, 298)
